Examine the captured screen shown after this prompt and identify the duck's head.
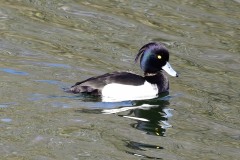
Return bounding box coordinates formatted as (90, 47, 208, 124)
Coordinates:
(135, 42, 178, 77)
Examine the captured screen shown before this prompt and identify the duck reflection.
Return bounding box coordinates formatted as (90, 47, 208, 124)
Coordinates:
(102, 93, 173, 137)
(75, 94, 174, 159)
(74, 93, 173, 137)
(130, 101, 171, 137)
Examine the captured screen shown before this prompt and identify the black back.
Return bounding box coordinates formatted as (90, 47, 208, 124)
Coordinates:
(70, 72, 145, 95)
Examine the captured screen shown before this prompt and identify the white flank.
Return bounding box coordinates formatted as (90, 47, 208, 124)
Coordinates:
(101, 81, 158, 102)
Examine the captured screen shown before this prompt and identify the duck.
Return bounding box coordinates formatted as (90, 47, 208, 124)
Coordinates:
(69, 42, 178, 102)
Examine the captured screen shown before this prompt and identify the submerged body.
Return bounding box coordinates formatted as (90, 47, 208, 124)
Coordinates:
(69, 42, 178, 102)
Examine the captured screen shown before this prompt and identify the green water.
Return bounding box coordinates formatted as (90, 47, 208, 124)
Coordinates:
(1, 0, 240, 159)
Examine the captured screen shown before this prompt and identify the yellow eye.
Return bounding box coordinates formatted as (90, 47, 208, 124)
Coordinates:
(157, 55, 162, 59)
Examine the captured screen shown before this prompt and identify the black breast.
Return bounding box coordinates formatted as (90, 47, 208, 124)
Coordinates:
(144, 72, 169, 93)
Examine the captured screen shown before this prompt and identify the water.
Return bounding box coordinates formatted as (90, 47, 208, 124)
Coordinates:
(1, 0, 240, 159)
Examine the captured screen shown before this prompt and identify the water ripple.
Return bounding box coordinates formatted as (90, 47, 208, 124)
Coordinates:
(0, 68, 29, 76)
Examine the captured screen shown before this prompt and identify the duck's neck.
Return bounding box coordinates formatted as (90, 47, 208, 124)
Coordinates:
(144, 71, 169, 93)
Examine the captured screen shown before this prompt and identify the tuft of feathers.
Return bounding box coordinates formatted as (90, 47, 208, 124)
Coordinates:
(134, 42, 168, 63)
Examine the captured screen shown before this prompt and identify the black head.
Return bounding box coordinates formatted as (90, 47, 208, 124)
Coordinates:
(135, 42, 178, 77)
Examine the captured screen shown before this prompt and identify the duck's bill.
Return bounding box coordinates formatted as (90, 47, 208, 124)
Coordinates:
(162, 62, 178, 77)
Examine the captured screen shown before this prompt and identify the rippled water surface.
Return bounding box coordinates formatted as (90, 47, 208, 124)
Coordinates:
(1, 0, 240, 159)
